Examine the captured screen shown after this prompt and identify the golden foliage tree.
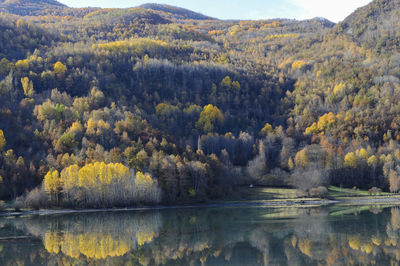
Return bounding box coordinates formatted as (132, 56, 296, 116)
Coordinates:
(21, 77, 34, 97)
(344, 152, 358, 168)
(0, 129, 5, 151)
(196, 104, 224, 133)
(260, 123, 273, 136)
(54, 61, 67, 75)
(44, 170, 61, 201)
(389, 170, 400, 193)
(295, 149, 309, 168)
(46, 162, 161, 207)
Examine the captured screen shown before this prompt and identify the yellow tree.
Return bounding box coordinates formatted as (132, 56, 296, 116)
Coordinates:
(357, 148, 369, 161)
(288, 158, 295, 171)
(305, 122, 318, 135)
(295, 149, 309, 168)
(21, 77, 35, 97)
(196, 104, 224, 133)
(60, 164, 80, 199)
(44, 170, 61, 202)
(260, 123, 273, 136)
(220, 76, 232, 88)
(367, 155, 378, 168)
(54, 61, 67, 75)
(389, 169, 400, 193)
(292, 60, 307, 70)
(344, 152, 358, 168)
(135, 171, 156, 202)
(0, 129, 5, 151)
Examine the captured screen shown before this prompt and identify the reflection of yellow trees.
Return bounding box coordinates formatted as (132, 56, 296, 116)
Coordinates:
(137, 231, 155, 246)
(298, 239, 312, 257)
(361, 243, 373, 254)
(42, 212, 161, 260)
(21, 207, 400, 265)
(291, 235, 297, 248)
(345, 209, 400, 261)
(348, 235, 362, 250)
(371, 236, 382, 246)
(44, 232, 61, 254)
(44, 232, 132, 259)
(61, 233, 80, 259)
(80, 233, 131, 259)
(391, 208, 400, 230)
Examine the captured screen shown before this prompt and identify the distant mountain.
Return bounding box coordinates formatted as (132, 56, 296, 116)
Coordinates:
(83, 8, 170, 26)
(0, 0, 66, 16)
(336, 0, 400, 51)
(309, 17, 335, 28)
(139, 3, 215, 20)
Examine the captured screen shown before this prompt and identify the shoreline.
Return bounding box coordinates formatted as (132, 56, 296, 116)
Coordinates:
(2, 196, 400, 217)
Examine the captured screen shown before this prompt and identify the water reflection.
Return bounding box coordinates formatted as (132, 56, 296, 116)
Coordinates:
(1, 205, 400, 265)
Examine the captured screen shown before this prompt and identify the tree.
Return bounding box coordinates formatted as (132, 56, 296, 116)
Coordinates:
(288, 158, 295, 171)
(196, 104, 224, 133)
(260, 123, 273, 136)
(43, 162, 161, 207)
(357, 148, 369, 161)
(292, 164, 327, 195)
(220, 76, 232, 88)
(0, 130, 5, 151)
(21, 77, 34, 97)
(389, 169, 400, 193)
(44, 170, 61, 202)
(367, 155, 378, 167)
(344, 152, 358, 168)
(247, 141, 267, 183)
(54, 61, 67, 75)
(0, 71, 13, 95)
(295, 149, 309, 168)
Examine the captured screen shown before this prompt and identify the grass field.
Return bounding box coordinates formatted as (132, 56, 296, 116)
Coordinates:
(328, 186, 393, 199)
(228, 186, 302, 201)
(223, 185, 399, 203)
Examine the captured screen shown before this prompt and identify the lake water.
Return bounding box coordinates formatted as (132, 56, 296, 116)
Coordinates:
(0, 204, 399, 265)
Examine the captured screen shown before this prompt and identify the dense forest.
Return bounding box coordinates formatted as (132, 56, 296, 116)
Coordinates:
(1, 0, 400, 207)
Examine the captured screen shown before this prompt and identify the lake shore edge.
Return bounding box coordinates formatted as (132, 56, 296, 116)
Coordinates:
(3, 196, 400, 217)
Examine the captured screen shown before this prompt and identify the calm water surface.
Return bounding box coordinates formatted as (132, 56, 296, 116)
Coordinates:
(0, 204, 398, 265)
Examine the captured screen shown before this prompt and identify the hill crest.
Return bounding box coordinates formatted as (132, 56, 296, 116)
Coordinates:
(139, 3, 216, 20)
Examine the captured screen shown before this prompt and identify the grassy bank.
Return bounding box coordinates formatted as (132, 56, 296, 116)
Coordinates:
(2, 186, 400, 217)
(217, 186, 400, 203)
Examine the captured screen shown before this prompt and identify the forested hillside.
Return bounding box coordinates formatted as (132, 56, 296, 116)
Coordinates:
(1, 0, 400, 208)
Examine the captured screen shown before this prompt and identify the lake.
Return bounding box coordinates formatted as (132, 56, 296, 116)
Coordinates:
(0, 204, 398, 265)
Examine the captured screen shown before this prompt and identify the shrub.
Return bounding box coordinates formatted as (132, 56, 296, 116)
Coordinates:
(0, 201, 6, 212)
(309, 186, 329, 198)
(25, 186, 49, 210)
(13, 196, 25, 211)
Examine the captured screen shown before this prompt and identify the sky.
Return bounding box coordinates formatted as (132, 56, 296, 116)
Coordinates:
(58, 0, 373, 23)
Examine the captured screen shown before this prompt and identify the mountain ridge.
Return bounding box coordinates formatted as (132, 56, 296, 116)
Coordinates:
(0, 0, 66, 16)
(138, 3, 216, 20)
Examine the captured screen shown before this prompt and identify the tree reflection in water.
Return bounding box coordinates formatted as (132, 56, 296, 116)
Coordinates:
(2, 205, 400, 265)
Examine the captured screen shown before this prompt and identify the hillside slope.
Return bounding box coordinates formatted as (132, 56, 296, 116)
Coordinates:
(336, 0, 400, 51)
(2, 0, 400, 206)
(0, 0, 66, 15)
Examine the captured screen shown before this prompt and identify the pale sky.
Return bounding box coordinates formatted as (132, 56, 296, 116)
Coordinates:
(58, 0, 373, 23)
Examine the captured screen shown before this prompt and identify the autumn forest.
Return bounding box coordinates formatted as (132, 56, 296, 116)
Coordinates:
(1, 0, 400, 208)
